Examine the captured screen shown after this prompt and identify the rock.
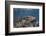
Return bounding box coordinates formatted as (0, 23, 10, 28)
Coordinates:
(14, 16, 36, 28)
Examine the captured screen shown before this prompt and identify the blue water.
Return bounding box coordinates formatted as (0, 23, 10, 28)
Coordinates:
(13, 8, 39, 21)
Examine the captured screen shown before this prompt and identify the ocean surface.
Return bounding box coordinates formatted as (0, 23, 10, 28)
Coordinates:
(13, 8, 39, 21)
